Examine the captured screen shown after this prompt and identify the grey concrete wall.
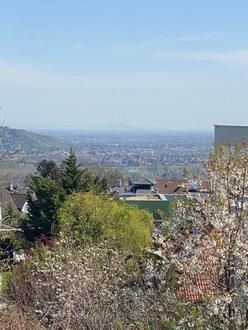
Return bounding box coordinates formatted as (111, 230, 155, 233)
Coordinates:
(214, 125, 248, 145)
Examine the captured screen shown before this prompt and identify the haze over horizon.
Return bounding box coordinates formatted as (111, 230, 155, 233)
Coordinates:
(1, 1, 248, 130)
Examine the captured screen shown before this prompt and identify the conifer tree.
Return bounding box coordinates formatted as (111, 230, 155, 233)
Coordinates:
(36, 159, 61, 181)
(23, 150, 109, 241)
(23, 177, 65, 241)
(61, 148, 85, 194)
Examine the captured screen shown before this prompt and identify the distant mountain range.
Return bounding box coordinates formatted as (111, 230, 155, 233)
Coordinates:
(0, 126, 65, 153)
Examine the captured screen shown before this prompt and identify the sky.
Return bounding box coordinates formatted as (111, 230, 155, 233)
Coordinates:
(1, 0, 248, 130)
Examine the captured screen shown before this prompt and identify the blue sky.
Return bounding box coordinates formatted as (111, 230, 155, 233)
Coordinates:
(1, 0, 248, 130)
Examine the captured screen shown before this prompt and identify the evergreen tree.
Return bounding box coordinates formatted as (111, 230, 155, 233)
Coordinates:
(23, 150, 109, 241)
(61, 148, 85, 194)
(36, 159, 61, 181)
(22, 177, 65, 241)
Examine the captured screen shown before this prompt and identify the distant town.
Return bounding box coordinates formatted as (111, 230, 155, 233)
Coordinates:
(0, 127, 213, 184)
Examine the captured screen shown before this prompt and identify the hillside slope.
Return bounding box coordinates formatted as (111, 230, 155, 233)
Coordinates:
(0, 126, 64, 153)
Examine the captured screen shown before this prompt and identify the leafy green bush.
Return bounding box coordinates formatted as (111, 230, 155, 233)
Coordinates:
(58, 192, 154, 253)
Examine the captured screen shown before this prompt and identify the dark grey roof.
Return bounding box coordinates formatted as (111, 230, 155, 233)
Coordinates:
(11, 194, 27, 211)
(111, 178, 155, 196)
(0, 182, 27, 211)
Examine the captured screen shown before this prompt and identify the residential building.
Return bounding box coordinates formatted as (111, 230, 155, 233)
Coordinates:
(214, 124, 248, 145)
(110, 178, 156, 197)
(155, 178, 209, 197)
(0, 182, 28, 225)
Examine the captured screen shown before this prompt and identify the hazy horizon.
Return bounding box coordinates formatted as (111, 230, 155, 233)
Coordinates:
(4, 122, 215, 132)
(1, 1, 248, 130)
(11, 125, 214, 134)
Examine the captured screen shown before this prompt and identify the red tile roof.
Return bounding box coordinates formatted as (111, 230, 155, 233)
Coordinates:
(155, 179, 188, 194)
(159, 224, 221, 302)
(178, 252, 220, 301)
(155, 179, 210, 195)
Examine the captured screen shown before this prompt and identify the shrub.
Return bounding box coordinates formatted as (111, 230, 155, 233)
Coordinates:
(58, 192, 154, 253)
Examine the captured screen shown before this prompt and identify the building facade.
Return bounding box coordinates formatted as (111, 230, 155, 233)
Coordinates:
(214, 125, 248, 145)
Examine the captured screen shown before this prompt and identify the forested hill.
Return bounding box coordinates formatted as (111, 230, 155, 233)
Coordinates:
(0, 126, 65, 153)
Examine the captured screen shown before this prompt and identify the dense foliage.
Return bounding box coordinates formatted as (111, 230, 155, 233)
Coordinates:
(153, 143, 248, 329)
(23, 177, 65, 240)
(59, 192, 153, 253)
(22, 149, 108, 241)
(1, 143, 247, 330)
(3, 240, 170, 330)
